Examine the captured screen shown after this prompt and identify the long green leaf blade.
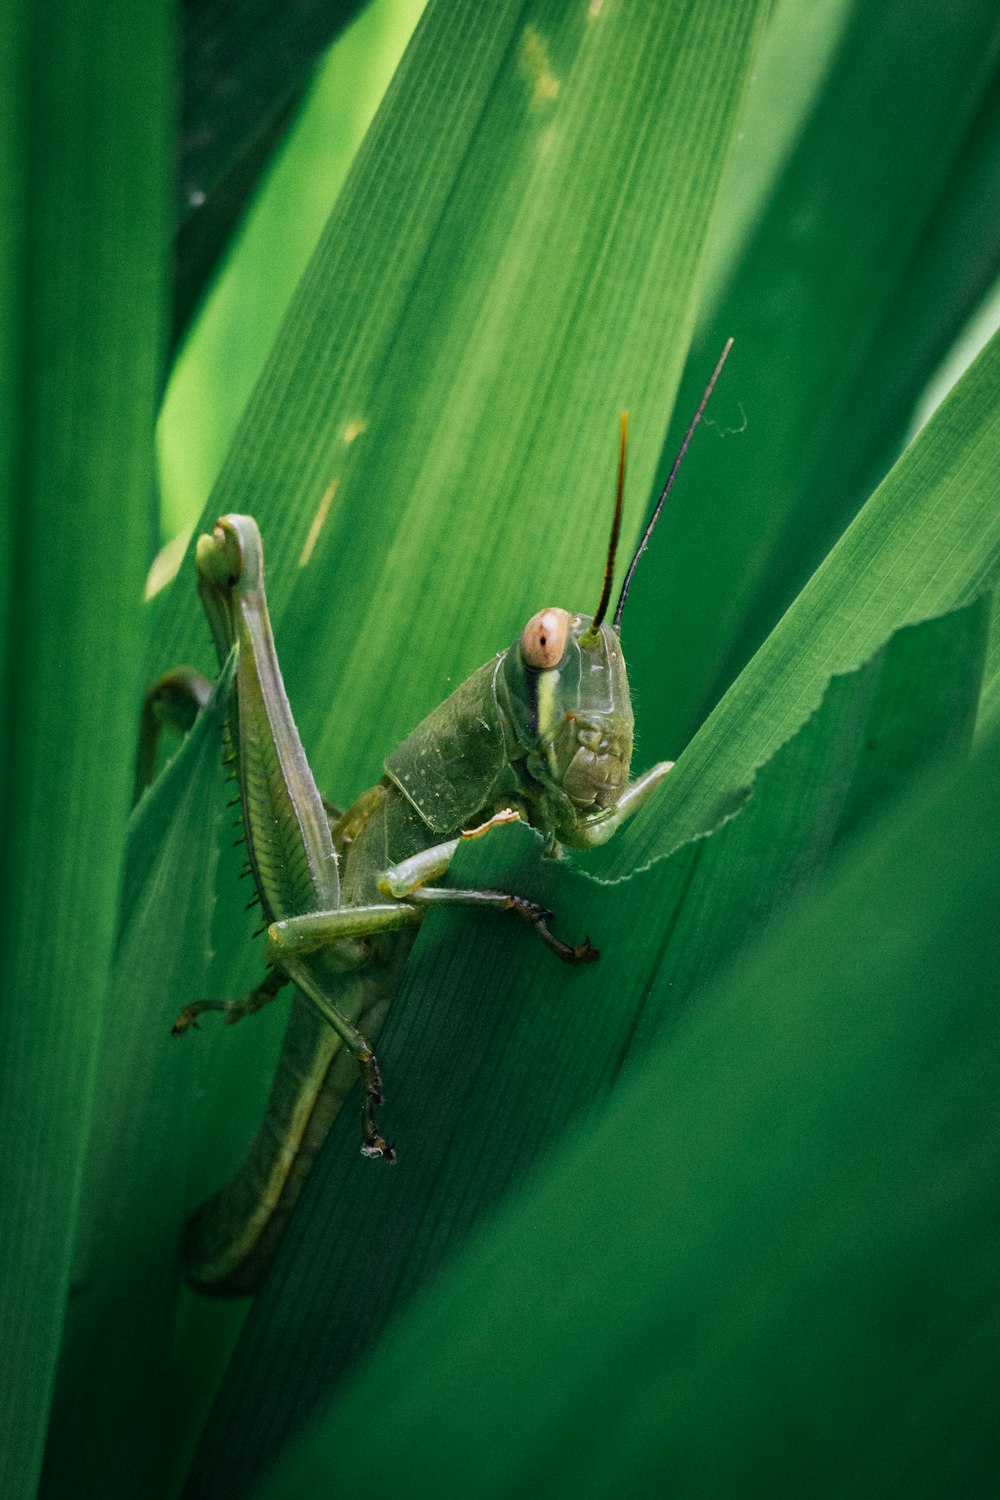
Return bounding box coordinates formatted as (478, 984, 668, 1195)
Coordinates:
(626, 0, 1000, 752)
(0, 5, 168, 1495)
(608, 324, 1000, 874)
(261, 701, 1000, 1500)
(184, 599, 986, 1496)
(40, 661, 234, 1500)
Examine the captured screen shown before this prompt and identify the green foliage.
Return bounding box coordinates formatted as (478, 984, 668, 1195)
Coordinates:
(161, 0, 425, 535)
(2, 1, 998, 1497)
(42, 659, 235, 1498)
(629, 0, 1000, 751)
(175, 0, 370, 350)
(184, 600, 991, 1496)
(0, 4, 168, 1496)
(264, 712, 1000, 1499)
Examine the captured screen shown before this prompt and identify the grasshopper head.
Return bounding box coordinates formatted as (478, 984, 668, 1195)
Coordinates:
(499, 608, 634, 845)
(499, 343, 734, 844)
(496, 411, 634, 845)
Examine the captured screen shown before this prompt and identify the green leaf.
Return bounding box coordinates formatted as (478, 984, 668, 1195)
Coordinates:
(0, 11, 27, 705)
(181, 598, 986, 1496)
(696, 0, 854, 314)
(0, 5, 168, 1496)
(40, 660, 234, 1500)
(180, 0, 367, 225)
(151, 0, 768, 1335)
(611, 324, 1000, 874)
(625, 1, 1000, 752)
(260, 701, 1000, 1500)
(173, 96, 302, 358)
(151, 0, 768, 797)
(161, 0, 427, 539)
(174, 0, 377, 352)
(829, 69, 1000, 510)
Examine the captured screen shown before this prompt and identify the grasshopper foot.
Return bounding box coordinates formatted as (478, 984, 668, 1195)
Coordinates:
(361, 1134, 397, 1164)
(507, 896, 600, 964)
(172, 999, 227, 1036)
(536, 919, 599, 965)
(358, 1048, 396, 1164)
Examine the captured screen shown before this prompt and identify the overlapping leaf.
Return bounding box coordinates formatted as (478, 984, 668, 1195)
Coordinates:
(161, 0, 427, 539)
(609, 326, 1000, 874)
(261, 717, 1000, 1500)
(0, 6, 168, 1497)
(174, 0, 369, 348)
(181, 594, 987, 1495)
(625, 1, 1000, 753)
(40, 661, 235, 1499)
(147, 0, 768, 1437)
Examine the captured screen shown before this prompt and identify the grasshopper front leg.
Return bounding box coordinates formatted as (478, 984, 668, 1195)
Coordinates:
(269, 810, 599, 968)
(267, 884, 596, 969)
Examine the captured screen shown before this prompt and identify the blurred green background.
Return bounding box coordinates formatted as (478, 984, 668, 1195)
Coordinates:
(159, 0, 426, 546)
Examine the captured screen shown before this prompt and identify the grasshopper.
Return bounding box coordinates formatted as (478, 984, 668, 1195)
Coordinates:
(140, 344, 731, 1296)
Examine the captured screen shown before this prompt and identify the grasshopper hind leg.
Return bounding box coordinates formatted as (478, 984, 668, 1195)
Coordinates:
(273, 951, 399, 1163)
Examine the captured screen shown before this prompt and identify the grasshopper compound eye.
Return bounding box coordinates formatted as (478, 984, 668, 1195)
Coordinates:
(520, 608, 569, 669)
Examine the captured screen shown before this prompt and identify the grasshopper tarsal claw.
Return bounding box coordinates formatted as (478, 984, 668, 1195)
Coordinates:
(171, 998, 236, 1035)
(536, 919, 600, 965)
(172, 971, 287, 1037)
(505, 895, 598, 963)
(361, 1137, 397, 1163)
(171, 1004, 204, 1037)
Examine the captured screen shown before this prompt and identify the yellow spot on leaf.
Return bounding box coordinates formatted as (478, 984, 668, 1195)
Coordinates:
(144, 525, 193, 599)
(343, 418, 367, 444)
(537, 121, 558, 159)
(298, 478, 339, 568)
(520, 25, 559, 106)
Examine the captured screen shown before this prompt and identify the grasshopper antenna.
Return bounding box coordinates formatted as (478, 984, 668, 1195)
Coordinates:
(582, 410, 628, 643)
(612, 337, 733, 632)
